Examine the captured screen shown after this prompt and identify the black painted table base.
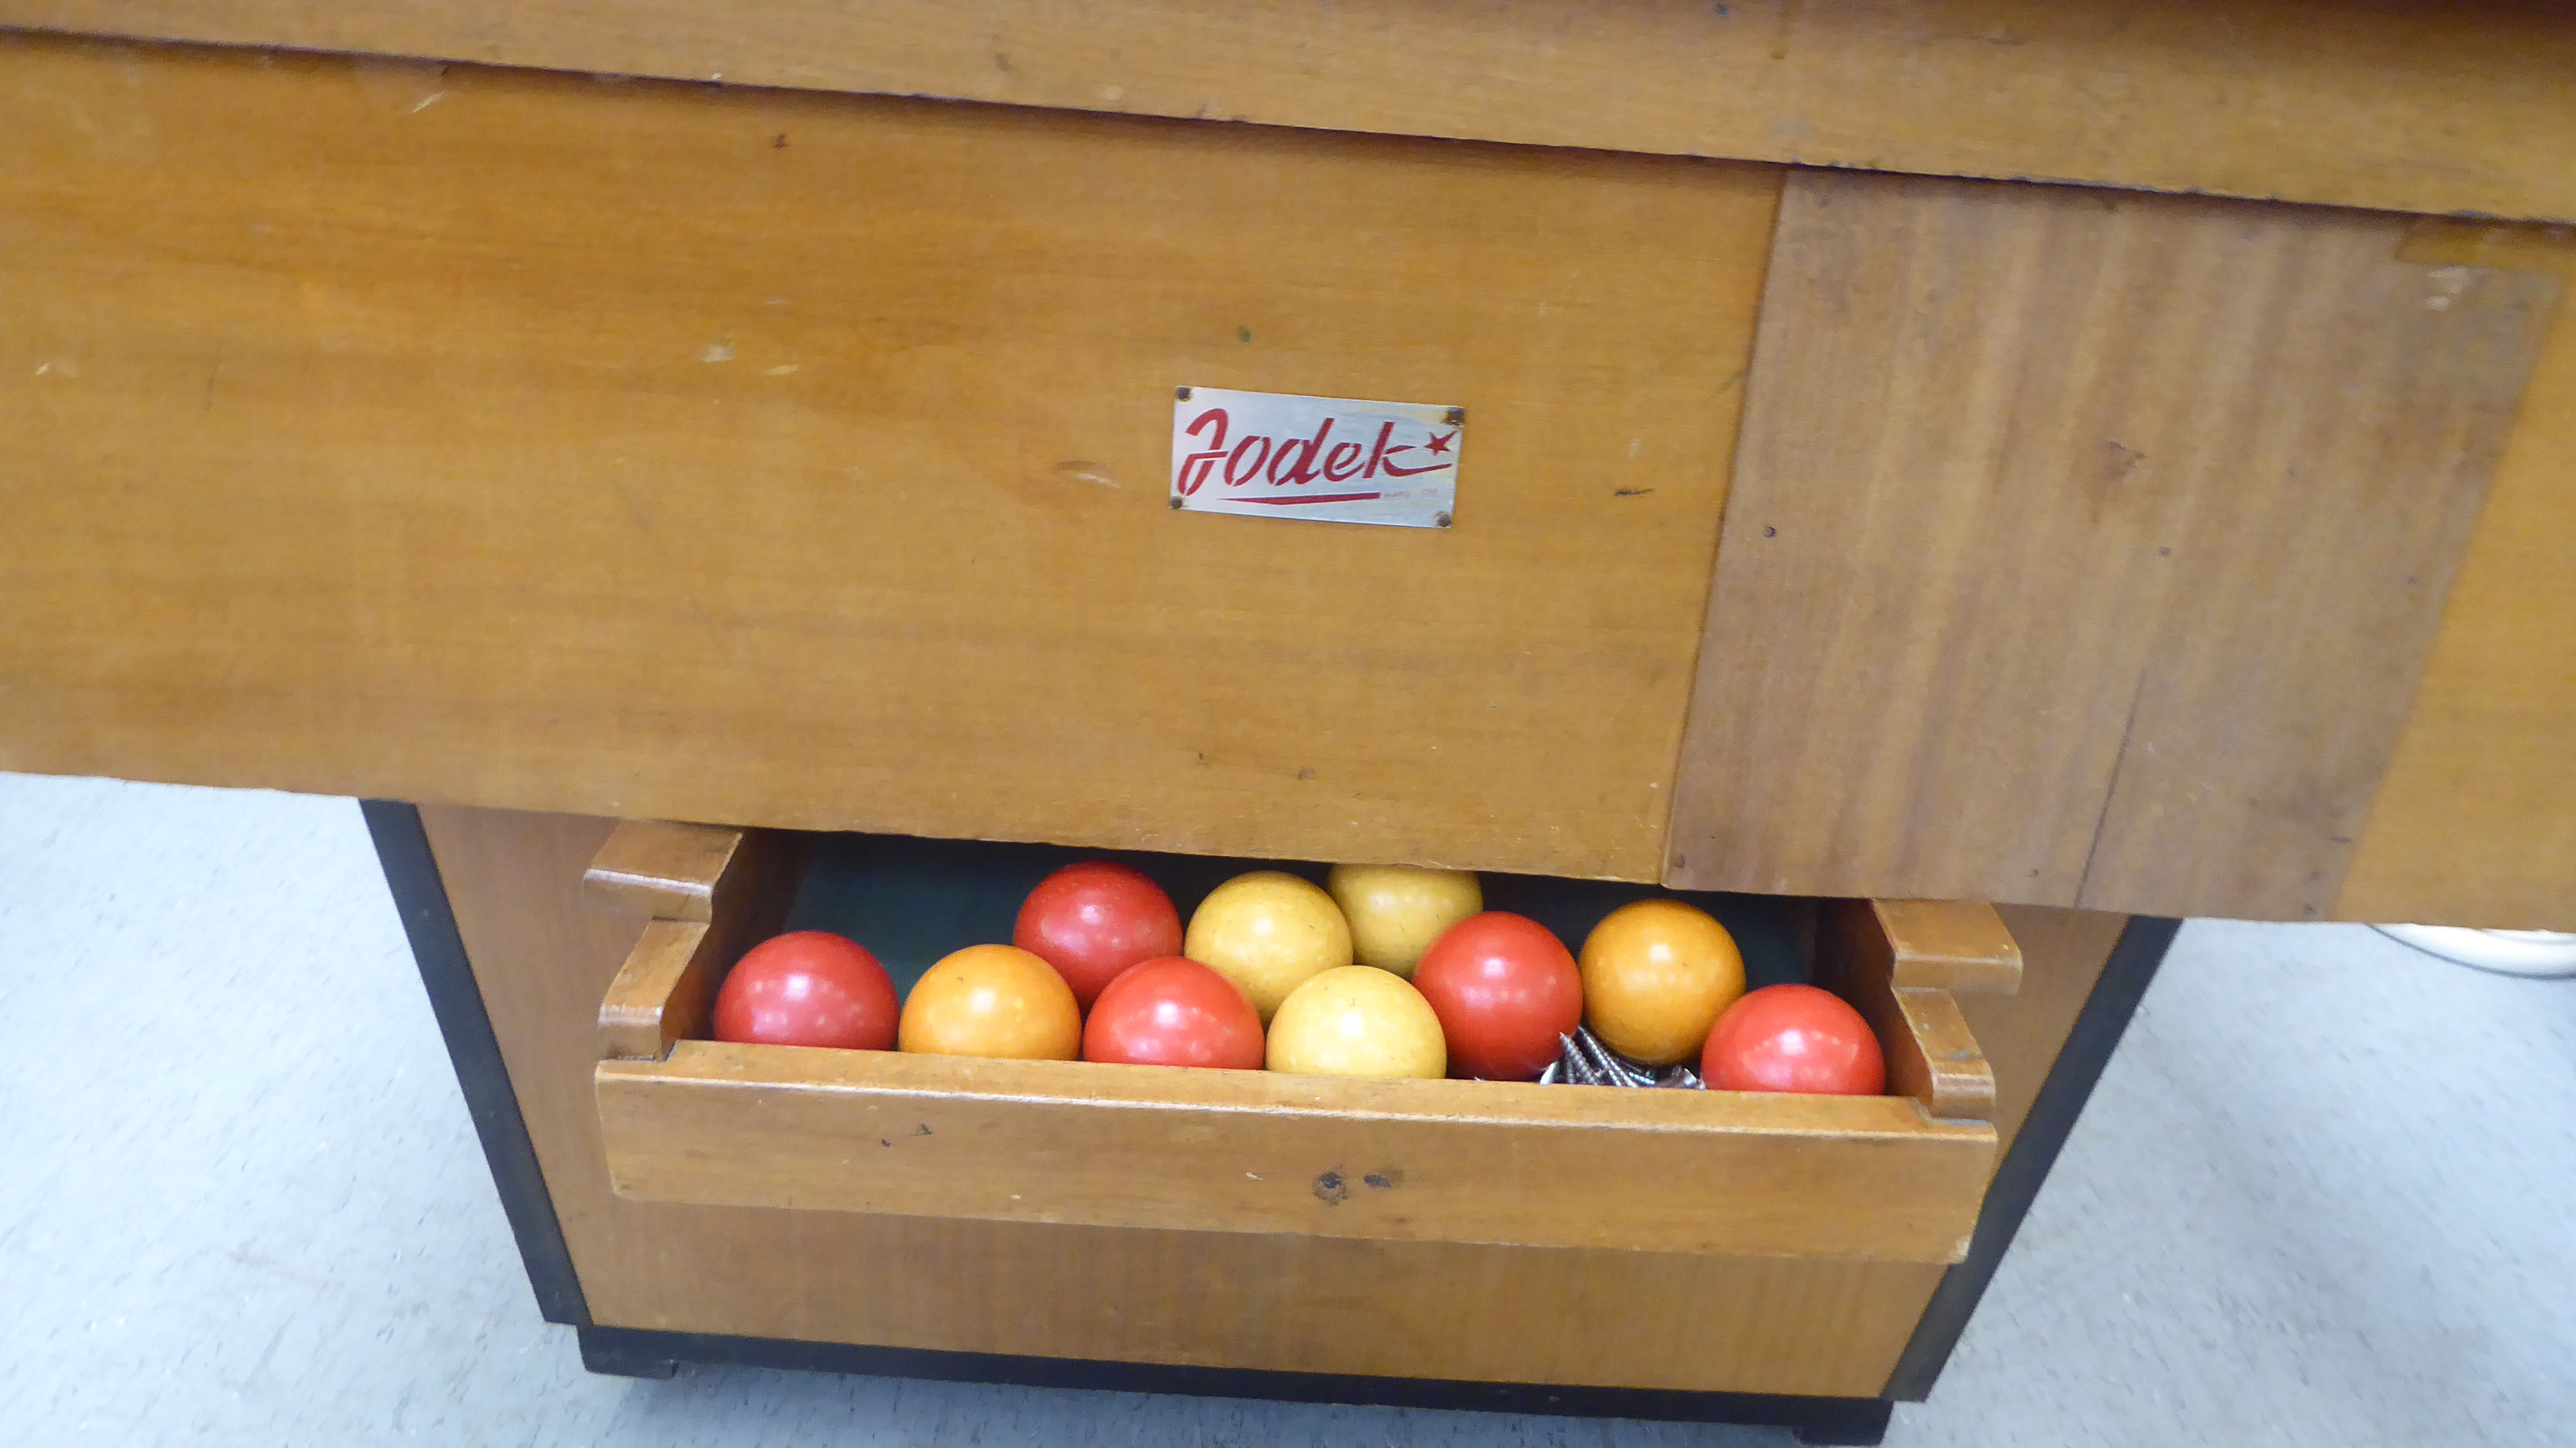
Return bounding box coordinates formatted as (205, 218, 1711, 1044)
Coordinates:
(364, 801, 2177, 1448)
(576, 1326, 1902, 1445)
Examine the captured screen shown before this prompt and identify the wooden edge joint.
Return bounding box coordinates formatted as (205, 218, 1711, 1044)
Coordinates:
(591, 823, 808, 1061)
(2398, 217, 2576, 275)
(1886, 986, 1996, 1126)
(1870, 899, 2023, 996)
(598, 920, 717, 1061)
(585, 820, 749, 921)
(1815, 899, 2003, 1124)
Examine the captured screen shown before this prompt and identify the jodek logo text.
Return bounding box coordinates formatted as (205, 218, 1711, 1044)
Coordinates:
(1168, 387, 1462, 529)
(1174, 409, 1454, 500)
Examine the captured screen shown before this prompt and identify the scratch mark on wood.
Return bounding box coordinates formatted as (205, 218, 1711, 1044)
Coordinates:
(2076, 672, 2151, 905)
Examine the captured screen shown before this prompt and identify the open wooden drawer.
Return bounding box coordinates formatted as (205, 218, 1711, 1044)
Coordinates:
(586, 823, 2023, 1264)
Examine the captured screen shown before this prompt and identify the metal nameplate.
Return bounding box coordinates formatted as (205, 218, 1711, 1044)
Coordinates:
(1170, 386, 1461, 529)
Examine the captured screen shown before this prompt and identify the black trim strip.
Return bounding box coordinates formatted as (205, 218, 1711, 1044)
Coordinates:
(361, 799, 591, 1327)
(576, 1325, 1895, 1445)
(1883, 914, 2181, 1400)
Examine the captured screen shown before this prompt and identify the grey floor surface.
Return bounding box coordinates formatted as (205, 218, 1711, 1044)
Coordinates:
(3, 773, 2571, 1447)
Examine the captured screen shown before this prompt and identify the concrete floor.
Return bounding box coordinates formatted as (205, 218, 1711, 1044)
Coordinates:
(5, 773, 2572, 1447)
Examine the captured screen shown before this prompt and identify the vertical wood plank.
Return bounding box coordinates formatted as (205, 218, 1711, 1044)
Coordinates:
(2336, 224, 2576, 931)
(1667, 171, 2556, 920)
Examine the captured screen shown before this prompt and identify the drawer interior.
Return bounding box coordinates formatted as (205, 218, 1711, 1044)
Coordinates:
(587, 823, 2020, 1264)
(790, 832, 1813, 1003)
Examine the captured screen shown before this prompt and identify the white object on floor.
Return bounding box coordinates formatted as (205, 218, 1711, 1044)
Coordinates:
(2374, 924, 2576, 978)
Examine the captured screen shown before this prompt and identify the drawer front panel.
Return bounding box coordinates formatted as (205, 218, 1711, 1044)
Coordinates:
(585, 821, 2014, 1264)
(598, 1045, 1995, 1261)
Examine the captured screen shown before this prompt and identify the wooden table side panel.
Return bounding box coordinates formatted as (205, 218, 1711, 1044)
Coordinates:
(1667, 170, 2557, 924)
(6, 1, 2575, 222)
(0, 35, 1776, 882)
(1972, 907, 2131, 1159)
(419, 804, 1953, 1396)
(2338, 224, 2576, 931)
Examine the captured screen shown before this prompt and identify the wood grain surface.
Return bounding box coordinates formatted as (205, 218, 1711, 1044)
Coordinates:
(424, 805, 1957, 1396)
(596, 920, 717, 1062)
(1872, 900, 2025, 996)
(0, 33, 1774, 882)
(2337, 224, 2576, 931)
(1967, 907, 2130, 1159)
(1814, 901, 2003, 1125)
(598, 1043, 1994, 1262)
(1667, 170, 2558, 922)
(598, 1046, 1989, 1262)
(594, 872, 2002, 1261)
(594, 824, 800, 1058)
(582, 821, 747, 922)
(6, 1, 2575, 222)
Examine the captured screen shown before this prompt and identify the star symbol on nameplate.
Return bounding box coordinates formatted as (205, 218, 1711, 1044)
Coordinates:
(1423, 429, 1455, 455)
